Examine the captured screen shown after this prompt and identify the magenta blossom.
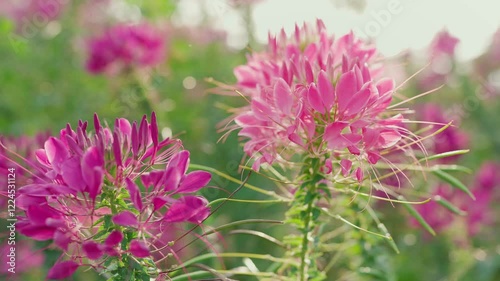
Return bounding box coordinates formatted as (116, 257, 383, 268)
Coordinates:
(416, 103, 469, 163)
(419, 30, 460, 90)
(227, 20, 413, 184)
(86, 23, 166, 74)
(0, 240, 44, 278)
(413, 162, 499, 236)
(7, 113, 211, 279)
(0, 0, 66, 30)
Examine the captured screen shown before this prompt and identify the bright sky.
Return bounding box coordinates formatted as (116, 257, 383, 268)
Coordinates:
(175, 0, 500, 60)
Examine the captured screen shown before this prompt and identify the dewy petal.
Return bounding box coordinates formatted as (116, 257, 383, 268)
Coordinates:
(112, 211, 138, 227)
(83, 241, 103, 260)
(274, 78, 293, 115)
(317, 70, 335, 112)
(177, 171, 211, 193)
(129, 239, 150, 258)
(47, 261, 79, 279)
(126, 178, 143, 211)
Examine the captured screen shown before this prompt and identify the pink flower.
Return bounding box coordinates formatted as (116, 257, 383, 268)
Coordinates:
(86, 23, 166, 74)
(7, 113, 212, 279)
(227, 20, 409, 183)
(489, 28, 500, 63)
(419, 30, 460, 90)
(0, 0, 66, 30)
(0, 240, 44, 277)
(411, 185, 456, 233)
(416, 103, 469, 163)
(429, 29, 460, 57)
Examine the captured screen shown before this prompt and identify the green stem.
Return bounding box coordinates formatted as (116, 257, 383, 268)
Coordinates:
(299, 193, 315, 281)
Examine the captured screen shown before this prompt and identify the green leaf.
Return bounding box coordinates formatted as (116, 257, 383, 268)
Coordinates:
(434, 195, 467, 215)
(432, 170, 475, 199)
(402, 202, 436, 236)
(421, 149, 469, 162)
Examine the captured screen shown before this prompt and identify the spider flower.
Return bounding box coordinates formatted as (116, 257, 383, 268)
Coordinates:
(6, 113, 211, 279)
(419, 30, 460, 90)
(86, 23, 166, 74)
(416, 103, 469, 163)
(228, 20, 409, 182)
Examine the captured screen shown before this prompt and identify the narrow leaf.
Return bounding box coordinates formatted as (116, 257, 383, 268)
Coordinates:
(432, 170, 475, 199)
(402, 202, 436, 236)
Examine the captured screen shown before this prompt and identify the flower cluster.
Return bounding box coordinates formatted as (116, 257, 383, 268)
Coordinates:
(9, 113, 211, 279)
(230, 20, 407, 182)
(86, 23, 166, 74)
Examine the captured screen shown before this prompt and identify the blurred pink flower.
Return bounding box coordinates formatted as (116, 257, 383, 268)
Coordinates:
(419, 30, 460, 90)
(411, 185, 456, 233)
(417, 103, 469, 163)
(0, 240, 44, 276)
(489, 28, 500, 63)
(430, 29, 460, 57)
(86, 23, 166, 74)
(0, 0, 66, 31)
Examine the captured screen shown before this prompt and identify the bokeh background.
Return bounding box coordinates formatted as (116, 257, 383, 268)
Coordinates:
(1, 0, 499, 280)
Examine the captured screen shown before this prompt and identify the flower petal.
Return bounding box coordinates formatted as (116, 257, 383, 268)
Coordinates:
(177, 171, 211, 193)
(274, 78, 293, 115)
(83, 241, 103, 260)
(129, 239, 150, 258)
(112, 211, 138, 227)
(47, 261, 79, 279)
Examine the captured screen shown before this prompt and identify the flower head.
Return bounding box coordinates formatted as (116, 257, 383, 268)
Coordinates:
(86, 23, 166, 74)
(8, 113, 211, 279)
(227, 20, 409, 183)
(419, 30, 460, 90)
